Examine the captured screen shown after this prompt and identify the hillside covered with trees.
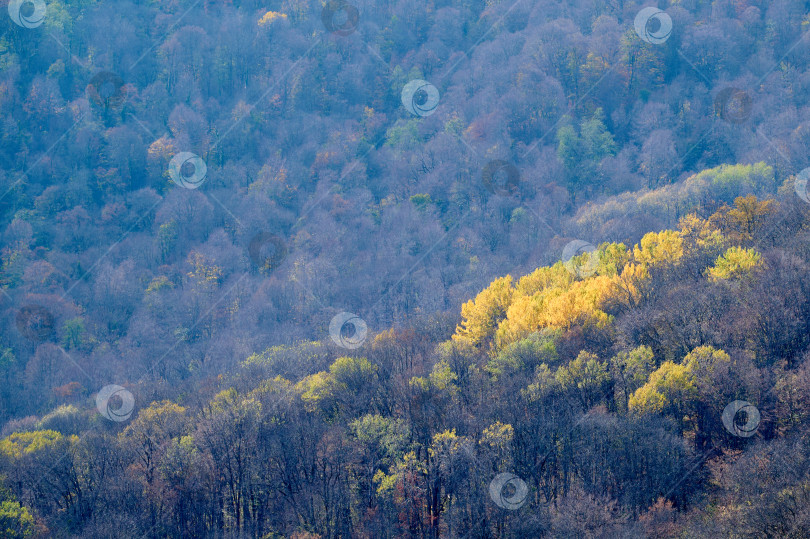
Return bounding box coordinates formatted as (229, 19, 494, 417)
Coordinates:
(2, 0, 810, 537)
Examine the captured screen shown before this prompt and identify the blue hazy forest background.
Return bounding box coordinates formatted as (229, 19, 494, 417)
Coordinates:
(2, 0, 810, 537)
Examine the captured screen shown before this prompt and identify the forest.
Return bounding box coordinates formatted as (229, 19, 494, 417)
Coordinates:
(1, 0, 810, 537)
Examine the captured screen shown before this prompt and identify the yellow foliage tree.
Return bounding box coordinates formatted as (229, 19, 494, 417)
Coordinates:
(187, 251, 223, 292)
(258, 11, 287, 27)
(678, 213, 725, 253)
(147, 136, 177, 166)
(611, 262, 647, 308)
(633, 230, 684, 268)
(453, 276, 513, 347)
(629, 346, 731, 432)
(514, 264, 572, 296)
(706, 246, 763, 282)
(708, 194, 776, 242)
(628, 361, 694, 416)
(0, 430, 69, 459)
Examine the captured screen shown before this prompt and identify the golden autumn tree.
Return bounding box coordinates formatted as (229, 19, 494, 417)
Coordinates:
(708, 195, 776, 242)
(453, 276, 514, 348)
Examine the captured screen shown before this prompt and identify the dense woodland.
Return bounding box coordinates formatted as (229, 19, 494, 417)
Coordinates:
(2, 0, 810, 537)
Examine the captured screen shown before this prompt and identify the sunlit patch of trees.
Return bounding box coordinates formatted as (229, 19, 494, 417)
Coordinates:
(0, 182, 807, 536)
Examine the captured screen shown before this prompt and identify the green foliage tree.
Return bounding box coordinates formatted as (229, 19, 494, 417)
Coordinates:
(629, 361, 694, 421)
(555, 351, 611, 409)
(0, 500, 35, 539)
(629, 346, 737, 447)
(611, 346, 655, 412)
(485, 330, 559, 379)
(556, 109, 616, 194)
